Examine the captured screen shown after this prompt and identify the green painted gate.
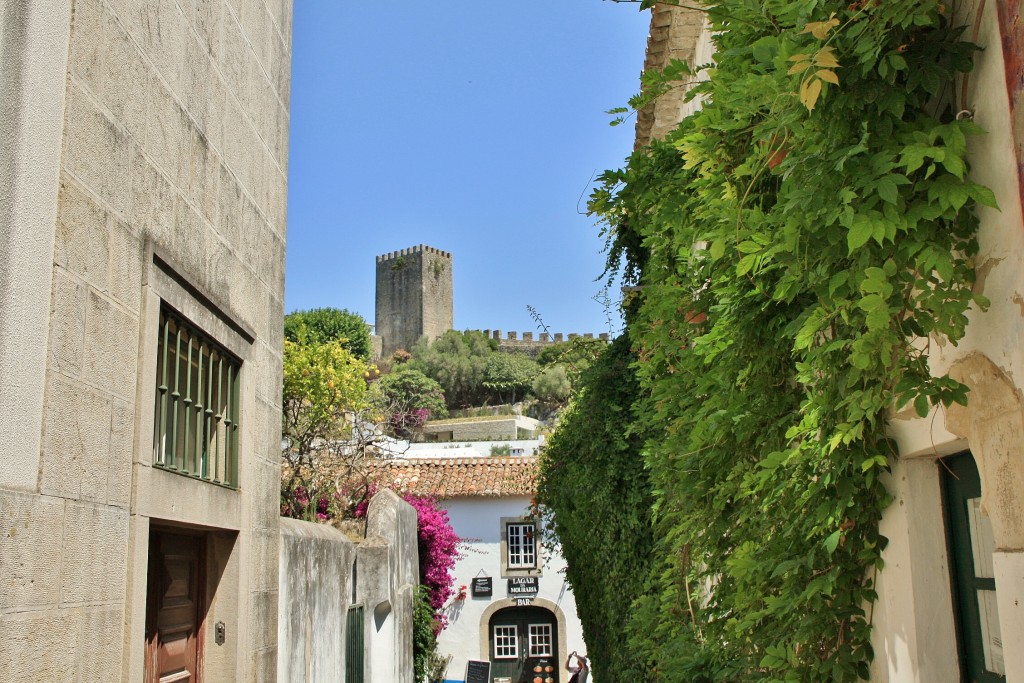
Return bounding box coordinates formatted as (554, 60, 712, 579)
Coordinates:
(346, 605, 364, 683)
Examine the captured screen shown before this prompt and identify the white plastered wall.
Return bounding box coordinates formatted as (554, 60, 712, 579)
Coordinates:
(435, 496, 586, 683)
(872, 0, 1024, 678)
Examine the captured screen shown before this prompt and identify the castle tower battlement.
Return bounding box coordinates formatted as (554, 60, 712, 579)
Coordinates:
(376, 244, 453, 263)
(375, 244, 454, 357)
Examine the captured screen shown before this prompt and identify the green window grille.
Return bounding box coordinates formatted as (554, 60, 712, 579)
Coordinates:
(154, 306, 240, 488)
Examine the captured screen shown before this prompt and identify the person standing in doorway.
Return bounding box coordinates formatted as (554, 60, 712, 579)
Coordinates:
(565, 650, 589, 683)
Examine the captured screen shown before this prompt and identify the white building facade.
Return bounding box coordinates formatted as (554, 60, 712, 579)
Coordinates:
(374, 456, 586, 683)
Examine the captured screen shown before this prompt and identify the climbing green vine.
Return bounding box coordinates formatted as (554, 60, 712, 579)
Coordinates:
(537, 336, 654, 682)
(543, 0, 994, 680)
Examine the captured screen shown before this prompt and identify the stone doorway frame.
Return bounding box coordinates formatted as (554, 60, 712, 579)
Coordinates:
(478, 597, 570, 683)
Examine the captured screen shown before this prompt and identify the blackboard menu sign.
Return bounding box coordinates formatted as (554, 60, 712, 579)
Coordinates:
(465, 659, 490, 683)
(471, 577, 492, 597)
(507, 576, 539, 596)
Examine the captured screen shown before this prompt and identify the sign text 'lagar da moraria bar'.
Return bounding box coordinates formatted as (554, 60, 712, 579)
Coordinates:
(507, 577, 539, 596)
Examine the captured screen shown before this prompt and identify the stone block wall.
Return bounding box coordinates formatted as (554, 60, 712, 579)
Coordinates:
(0, 0, 292, 679)
(375, 245, 453, 358)
(423, 415, 541, 442)
(424, 417, 517, 442)
(634, 2, 709, 149)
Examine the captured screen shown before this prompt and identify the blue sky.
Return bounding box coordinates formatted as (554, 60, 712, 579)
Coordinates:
(285, 2, 651, 338)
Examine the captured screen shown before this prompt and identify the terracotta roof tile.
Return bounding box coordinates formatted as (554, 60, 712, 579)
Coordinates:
(368, 456, 538, 499)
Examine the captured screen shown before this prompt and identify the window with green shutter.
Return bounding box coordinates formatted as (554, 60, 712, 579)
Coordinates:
(153, 305, 241, 488)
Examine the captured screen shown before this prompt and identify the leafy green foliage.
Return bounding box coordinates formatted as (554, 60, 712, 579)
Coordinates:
(409, 330, 496, 409)
(531, 365, 572, 406)
(536, 337, 607, 377)
(537, 336, 655, 682)
(281, 338, 376, 519)
(284, 307, 373, 360)
(374, 367, 449, 437)
(409, 330, 548, 408)
(413, 585, 438, 683)
(482, 353, 540, 404)
(282, 339, 372, 456)
(549, 0, 989, 680)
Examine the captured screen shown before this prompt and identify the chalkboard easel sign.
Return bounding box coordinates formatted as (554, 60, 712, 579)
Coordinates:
(465, 659, 490, 683)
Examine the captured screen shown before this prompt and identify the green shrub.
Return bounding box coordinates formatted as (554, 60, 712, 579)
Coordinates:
(284, 307, 372, 360)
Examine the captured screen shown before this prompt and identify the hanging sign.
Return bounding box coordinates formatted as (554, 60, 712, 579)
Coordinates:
(471, 576, 492, 597)
(507, 576, 539, 597)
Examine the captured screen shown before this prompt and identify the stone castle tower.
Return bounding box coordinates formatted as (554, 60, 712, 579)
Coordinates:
(375, 245, 454, 357)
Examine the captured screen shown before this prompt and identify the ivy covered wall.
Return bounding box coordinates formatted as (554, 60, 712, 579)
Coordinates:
(538, 336, 654, 681)
(540, 0, 993, 680)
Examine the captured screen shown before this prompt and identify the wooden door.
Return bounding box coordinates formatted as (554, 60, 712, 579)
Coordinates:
(489, 606, 558, 683)
(941, 452, 1007, 682)
(146, 531, 205, 683)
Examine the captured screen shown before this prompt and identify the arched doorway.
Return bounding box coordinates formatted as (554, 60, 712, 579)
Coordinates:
(488, 605, 559, 683)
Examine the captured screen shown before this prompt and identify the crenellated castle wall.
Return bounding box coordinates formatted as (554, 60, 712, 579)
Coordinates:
(476, 329, 610, 358)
